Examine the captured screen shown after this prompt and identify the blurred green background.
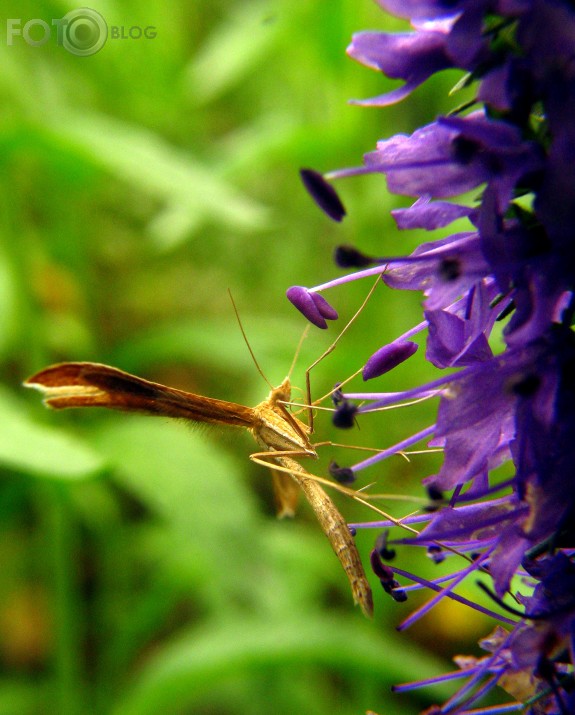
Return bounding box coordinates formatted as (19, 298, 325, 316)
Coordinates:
(0, 1, 493, 714)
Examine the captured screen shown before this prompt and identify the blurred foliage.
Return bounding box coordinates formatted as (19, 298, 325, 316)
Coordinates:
(0, 1, 490, 714)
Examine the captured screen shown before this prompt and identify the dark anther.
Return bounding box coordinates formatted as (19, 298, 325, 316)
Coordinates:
(334, 244, 375, 268)
(427, 545, 445, 564)
(332, 400, 358, 429)
(496, 300, 515, 322)
(331, 384, 344, 407)
(375, 530, 396, 561)
(452, 136, 480, 164)
(438, 257, 462, 282)
(511, 373, 541, 398)
(425, 485, 445, 512)
(300, 168, 346, 222)
(329, 460, 356, 485)
(388, 584, 408, 602)
(370, 549, 408, 602)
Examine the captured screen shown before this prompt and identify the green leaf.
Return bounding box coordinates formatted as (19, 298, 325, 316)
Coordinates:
(91, 416, 257, 531)
(111, 614, 450, 715)
(40, 111, 269, 248)
(91, 416, 264, 611)
(0, 387, 104, 479)
(186, 1, 280, 103)
(108, 314, 312, 384)
(0, 678, 43, 715)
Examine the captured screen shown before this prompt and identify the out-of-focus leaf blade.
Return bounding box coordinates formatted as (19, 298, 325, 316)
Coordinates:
(91, 417, 256, 530)
(186, 1, 280, 103)
(0, 678, 43, 715)
(0, 387, 104, 479)
(111, 614, 450, 715)
(41, 112, 269, 245)
(91, 416, 263, 610)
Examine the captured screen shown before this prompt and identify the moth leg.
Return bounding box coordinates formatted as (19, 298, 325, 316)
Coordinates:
(303, 276, 381, 432)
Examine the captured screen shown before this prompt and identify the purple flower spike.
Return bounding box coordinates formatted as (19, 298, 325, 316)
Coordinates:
(286, 286, 338, 329)
(363, 340, 418, 380)
(285, 3, 575, 711)
(300, 168, 346, 222)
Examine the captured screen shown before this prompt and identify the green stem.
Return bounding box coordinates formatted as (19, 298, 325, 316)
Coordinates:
(45, 482, 84, 715)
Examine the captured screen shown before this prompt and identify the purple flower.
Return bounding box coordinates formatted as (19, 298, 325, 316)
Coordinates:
(382, 231, 492, 309)
(516, 553, 575, 660)
(347, 23, 456, 106)
(424, 296, 495, 368)
(391, 196, 475, 231)
(290, 1, 575, 712)
(363, 111, 543, 211)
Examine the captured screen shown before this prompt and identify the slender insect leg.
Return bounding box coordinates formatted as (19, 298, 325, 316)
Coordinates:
(304, 276, 381, 432)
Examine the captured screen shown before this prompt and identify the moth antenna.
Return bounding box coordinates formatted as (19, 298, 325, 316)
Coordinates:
(228, 289, 273, 390)
(287, 324, 310, 381)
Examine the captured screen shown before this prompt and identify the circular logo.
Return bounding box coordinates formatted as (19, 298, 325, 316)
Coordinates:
(61, 8, 107, 56)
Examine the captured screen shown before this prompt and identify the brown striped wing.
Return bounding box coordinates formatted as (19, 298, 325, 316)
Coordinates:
(24, 362, 256, 428)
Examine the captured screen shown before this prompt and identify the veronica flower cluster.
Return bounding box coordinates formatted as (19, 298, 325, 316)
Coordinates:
(288, 2, 575, 713)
